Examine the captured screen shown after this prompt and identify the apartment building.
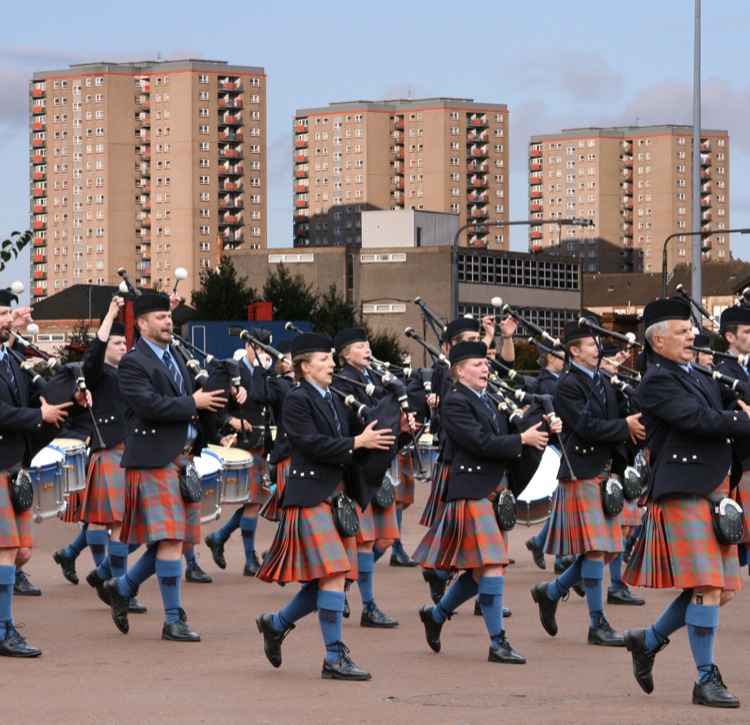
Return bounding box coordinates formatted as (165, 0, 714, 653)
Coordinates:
(528, 125, 730, 274)
(29, 59, 266, 302)
(293, 98, 509, 250)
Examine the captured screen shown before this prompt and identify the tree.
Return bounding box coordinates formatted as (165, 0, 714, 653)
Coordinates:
(54, 320, 92, 364)
(310, 284, 358, 339)
(262, 264, 318, 321)
(366, 326, 407, 366)
(0, 230, 32, 272)
(190, 255, 256, 320)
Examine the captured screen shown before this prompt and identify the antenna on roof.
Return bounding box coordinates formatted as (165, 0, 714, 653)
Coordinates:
(408, 84, 412, 101)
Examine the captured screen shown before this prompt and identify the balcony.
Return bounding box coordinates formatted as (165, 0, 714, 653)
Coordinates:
(295, 154, 308, 163)
(295, 123, 307, 133)
(296, 199, 309, 208)
(294, 213, 308, 221)
(33, 237, 45, 246)
(222, 182, 241, 191)
(218, 166, 242, 177)
(32, 139, 45, 147)
(620, 154, 633, 166)
(530, 191, 542, 199)
(32, 121, 46, 130)
(219, 80, 241, 93)
(467, 132, 488, 142)
(140, 115, 151, 127)
(531, 231, 542, 239)
(467, 193, 488, 203)
(33, 188, 45, 197)
(468, 162, 488, 173)
(219, 132, 243, 142)
(219, 148, 243, 159)
(33, 253, 46, 263)
(33, 270, 46, 280)
(530, 148, 542, 157)
(469, 175, 488, 188)
(33, 154, 45, 164)
(33, 287, 45, 297)
(295, 139, 308, 149)
(218, 98, 243, 109)
(530, 163, 541, 171)
(702, 212, 712, 221)
(221, 115, 243, 126)
(700, 170, 711, 180)
(469, 116, 488, 128)
(700, 154, 711, 166)
(701, 196, 712, 208)
(529, 176, 541, 184)
(32, 88, 46, 98)
(700, 141, 711, 152)
(222, 216, 242, 226)
(468, 206, 489, 219)
(468, 145, 488, 158)
(33, 204, 45, 212)
(530, 203, 542, 211)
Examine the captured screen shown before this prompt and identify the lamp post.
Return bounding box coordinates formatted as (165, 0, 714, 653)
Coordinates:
(451, 217, 594, 319)
(661, 227, 750, 298)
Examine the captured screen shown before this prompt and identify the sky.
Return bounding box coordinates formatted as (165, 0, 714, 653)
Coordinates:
(2, 0, 750, 301)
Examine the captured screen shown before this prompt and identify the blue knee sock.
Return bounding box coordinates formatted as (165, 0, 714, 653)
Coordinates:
(534, 519, 551, 548)
(435, 569, 451, 580)
(478, 576, 505, 648)
(183, 547, 196, 565)
(214, 506, 243, 545)
(357, 552, 375, 608)
(155, 558, 183, 625)
(0, 565, 15, 638)
(547, 555, 584, 601)
(317, 589, 346, 662)
(86, 529, 109, 567)
(372, 546, 386, 563)
(273, 581, 320, 632)
(581, 558, 605, 626)
(102, 540, 129, 579)
(433, 571, 479, 624)
(608, 553, 623, 589)
(64, 523, 89, 559)
(240, 516, 258, 564)
(119, 546, 157, 597)
(686, 602, 720, 683)
(644, 589, 691, 651)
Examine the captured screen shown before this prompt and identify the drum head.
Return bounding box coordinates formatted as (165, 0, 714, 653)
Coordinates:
(51, 438, 87, 454)
(517, 446, 560, 503)
(207, 444, 253, 467)
(194, 450, 223, 477)
(30, 445, 66, 469)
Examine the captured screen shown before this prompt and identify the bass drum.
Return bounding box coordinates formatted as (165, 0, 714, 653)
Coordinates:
(516, 446, 560, 526)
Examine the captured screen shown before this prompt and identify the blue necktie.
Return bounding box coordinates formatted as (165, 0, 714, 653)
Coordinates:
(163, 350, 186, 396)
(594, 371, 607, 404)
(2, 354, 18, 398)
(480, 392, 499, 430)
(324, 390, 343, 437)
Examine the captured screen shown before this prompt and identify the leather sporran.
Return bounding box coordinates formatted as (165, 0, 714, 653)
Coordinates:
(331, 492, 360, 537)
(600, 475, 624, 517)
(622, 465, 644, 501)
(8, 469, 34, 513)
(494, 489, 517, 531)
(179, 461, 203, 503)
(373, 472, 396, 509)
(711, 497, 744, 546)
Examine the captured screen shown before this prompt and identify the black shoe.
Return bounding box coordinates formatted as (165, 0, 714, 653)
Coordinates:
(623, 627, 668, 695)
(390, 548, 418, 567)
(361, 604, 399, 628)
(588, 614, 625, 647)
(185, 559, 213, 583)
(52, 549, 79, 585)
(14, 570, 41, 596)
(692, 665, 740, 708)
(256, 612, 294, 668)
(0, 624, 41, 658)
(418, 604, 443, 653)
(507, 557, 515, 565)
(86, 569, 110, 605)
(343, 597, 350, 619)
(129, 597, 148, 614)
(243, 551, 261, 577)
(321, 643, 371, 680)
(525, 537, 546, 570)
(572, 582, 586, 598)
(607, 582, 645, 606)
(554, 555, 576, 574)
(103, 578, 132, 634)
(422, 569, 449, 605)
(204, 533, 226, 570)
(530, 582, 558, 636)
(162, 610, 200, 642)
(623, 538, 635, 564)
(488, 632, 526, 664)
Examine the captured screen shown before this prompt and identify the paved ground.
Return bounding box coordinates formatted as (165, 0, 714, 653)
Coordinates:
(6, 483, 750, 724)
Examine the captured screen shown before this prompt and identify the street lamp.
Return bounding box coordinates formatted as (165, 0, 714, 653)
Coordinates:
(661, 227, 750, 298)
(451, 217, 594, 319)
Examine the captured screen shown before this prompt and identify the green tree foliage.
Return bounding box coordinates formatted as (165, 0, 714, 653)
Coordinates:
(310, 284, 357, 339)
(54, 320, 92, 364)
(366, 326, 407, 366)
(0, 230, 32, 272)
(262, 264, 318, 321)
(513, 340, 541, 373)
(190, 256, 257, 320)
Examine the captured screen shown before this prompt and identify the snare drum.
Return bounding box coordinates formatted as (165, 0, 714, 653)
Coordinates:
(207, 444, 253, 504)
(51, 437, 87, 495)
(27, 445, 65, 522)
(516, 446, 561, 526)
(193, 449, 223, 524)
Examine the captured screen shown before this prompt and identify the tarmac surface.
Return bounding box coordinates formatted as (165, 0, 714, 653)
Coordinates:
(6, 481, 750, 725)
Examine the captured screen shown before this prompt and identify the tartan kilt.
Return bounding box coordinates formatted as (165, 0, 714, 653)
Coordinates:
(620, 497, 644, 528)
(413, 497, 507, 572)
(356, 498, 399, 544)
(119, 455, 200, 546)
(732, 470, 750, 544)
(259, 457, 290, 523)
(79, 444, 127, 525)
(624, 479, 742, 591)
(256, 483, 358, 584)
(420, 460, 451, 527)
(544, 474, 623, 556)
(0, 470, 34, 548)
(395, 450, 415, 506)
(247, 448, 270, 506)
(60, 491, 83, 524)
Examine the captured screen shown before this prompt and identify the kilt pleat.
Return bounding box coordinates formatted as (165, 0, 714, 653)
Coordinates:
(119, 456, 200, 546)
(544, 474, 623, 556)
(620, 497, 644, 528)
(0, 470, 33, 548)
(60, 491, 83, 523)
(356, 499, 399, 543)
(419, 461, 451, 527)
(246, 448, 269, 506)
(413, 498, 507, 572)
(396, 450, 415, 506)
(732, 470, 750, 544)
(80, 444, 126, 524)
(259, 457, 290, 522)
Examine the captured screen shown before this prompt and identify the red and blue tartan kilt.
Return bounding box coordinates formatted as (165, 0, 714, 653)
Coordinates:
(256, 483, 358, 584)
(620, 497, 644, 528)
(624, 480, 742, 591)
(60, 490, 83, 523)
(119, 455, 200, 546)
(395, 450, 415, 506)
(732, 470, 750, 544)
(544, 474, 623, 556)
(420, 461, 451, 527)
(356, 498, 400, 543)
(79, 444, 126, 525)
(247, 448, 270, 506)
(259, 457, 290, 523)
(0, 470, 34, 548)
(413, 497, 507, 572)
